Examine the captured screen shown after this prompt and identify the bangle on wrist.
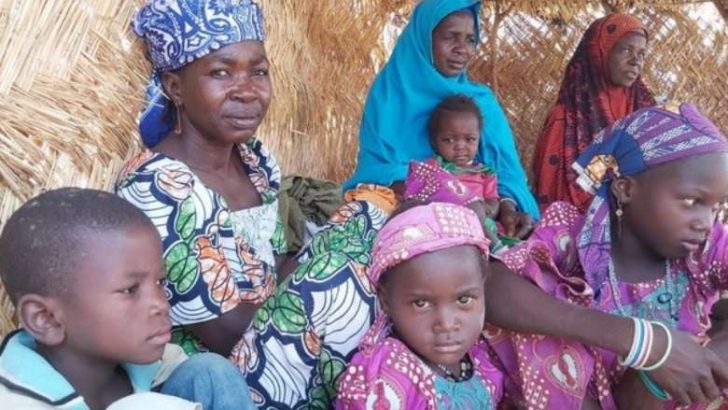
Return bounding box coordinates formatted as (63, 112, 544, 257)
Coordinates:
(619, 318, 673, 372)
(619, 317, 647, 367)
(638, 371, 670, 401)
(639, 321, 672, 371)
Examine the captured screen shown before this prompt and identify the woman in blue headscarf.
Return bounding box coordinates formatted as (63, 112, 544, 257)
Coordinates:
(344, 0, 540, 234)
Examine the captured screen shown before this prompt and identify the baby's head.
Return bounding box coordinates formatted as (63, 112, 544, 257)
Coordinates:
(0, 188, 170, 365)
(428, 94, 483, 167)
(574, 103, 728, 262)
(369, 201, 490, 367)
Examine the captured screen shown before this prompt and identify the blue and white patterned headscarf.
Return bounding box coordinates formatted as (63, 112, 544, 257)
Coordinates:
(133, 0, 266, 147)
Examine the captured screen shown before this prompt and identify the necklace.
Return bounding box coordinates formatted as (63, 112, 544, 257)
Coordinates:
(608, 258, 679, 324)
(435, 356, 473, 383)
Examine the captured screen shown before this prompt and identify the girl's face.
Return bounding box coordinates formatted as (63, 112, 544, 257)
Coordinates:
(163, 41, 272, 145)
(380, 245, 486, 371)
(433, 111, 480, 167)
(617, 152, 728, 259)
(606, 33, 647, 88)
(432, 11, 477, 77)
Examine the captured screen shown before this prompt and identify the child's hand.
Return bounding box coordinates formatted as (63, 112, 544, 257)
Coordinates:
(483, 198, 499, 218)
(497, 201, 533, 238)
(466, 200, 487, 222)
(650, 328, 728, 406)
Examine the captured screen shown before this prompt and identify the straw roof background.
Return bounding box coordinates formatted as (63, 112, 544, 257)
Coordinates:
(0, 0, 726, 337)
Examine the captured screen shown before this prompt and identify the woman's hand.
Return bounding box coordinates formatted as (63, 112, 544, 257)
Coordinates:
(389, 181, 405, 202)
(497, 199, 533, 238)
(649, 328, 728, 406)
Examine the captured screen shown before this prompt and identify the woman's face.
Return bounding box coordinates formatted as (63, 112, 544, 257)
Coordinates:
(164, 41, 272, 145)
(606, 33, 647, 88)
(432, 11, 477, 77)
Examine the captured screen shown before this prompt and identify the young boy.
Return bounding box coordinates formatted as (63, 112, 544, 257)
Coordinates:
(0, 188, 254, 409)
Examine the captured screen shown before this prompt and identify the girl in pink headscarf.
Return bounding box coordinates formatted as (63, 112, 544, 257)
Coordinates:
(335, 202, 503, 409)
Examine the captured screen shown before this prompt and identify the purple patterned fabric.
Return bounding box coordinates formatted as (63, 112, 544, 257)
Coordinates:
(487, 104, 728, 409)
(403, 161, 481, 207)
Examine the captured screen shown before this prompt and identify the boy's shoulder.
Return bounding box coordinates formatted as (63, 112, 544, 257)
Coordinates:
(0, 384, 58, 410)
(0, 331, 189, 409)
(0, 330, 85, 409)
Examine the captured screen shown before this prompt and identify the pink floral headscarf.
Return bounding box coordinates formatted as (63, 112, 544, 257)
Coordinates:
(365, 201, 490, 346)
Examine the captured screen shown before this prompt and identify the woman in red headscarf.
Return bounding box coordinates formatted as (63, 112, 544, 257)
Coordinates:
(532, 13, 656, 211)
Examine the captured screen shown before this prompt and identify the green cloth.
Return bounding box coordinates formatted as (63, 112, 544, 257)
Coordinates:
(435, 154, 495, 175)
(278, 176, 345, 253)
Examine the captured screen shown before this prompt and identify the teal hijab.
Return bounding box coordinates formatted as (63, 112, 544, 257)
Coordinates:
(343, 0, 540, 219)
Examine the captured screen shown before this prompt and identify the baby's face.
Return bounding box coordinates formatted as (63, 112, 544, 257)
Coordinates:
(433, 112, 480, 167)
(381, 245, 486, 373)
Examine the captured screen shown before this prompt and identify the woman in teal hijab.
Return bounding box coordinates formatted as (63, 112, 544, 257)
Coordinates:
(344, 0, 540, 225)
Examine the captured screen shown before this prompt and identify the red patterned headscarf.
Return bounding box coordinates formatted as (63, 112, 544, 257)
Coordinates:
(532, 13, 656, 212)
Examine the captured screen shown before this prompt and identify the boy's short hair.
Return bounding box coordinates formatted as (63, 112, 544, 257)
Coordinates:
(0, 188, 155, 305)
(427, 94, 484, 144)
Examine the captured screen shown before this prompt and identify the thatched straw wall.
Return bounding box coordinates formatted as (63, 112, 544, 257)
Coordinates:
(0, 0, 726, 336)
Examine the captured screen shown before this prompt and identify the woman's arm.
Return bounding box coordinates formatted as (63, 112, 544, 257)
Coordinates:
(485, 262, 728, 405)
(186, 303, 260, 356)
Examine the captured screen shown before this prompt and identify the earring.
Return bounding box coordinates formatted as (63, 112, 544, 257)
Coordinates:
(174, 101, 183, 135)
(615, 200, 624, 237)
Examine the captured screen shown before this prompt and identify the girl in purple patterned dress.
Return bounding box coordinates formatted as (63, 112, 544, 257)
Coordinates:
(336, 202, 504, 409)
(486, 103, 728, 409)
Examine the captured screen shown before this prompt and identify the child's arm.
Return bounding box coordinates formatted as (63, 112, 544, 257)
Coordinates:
(480, 172, 500, 218)
(485, 262, 728, 406)
(466, 201, 500, 246)
(483, 198, 500, 218)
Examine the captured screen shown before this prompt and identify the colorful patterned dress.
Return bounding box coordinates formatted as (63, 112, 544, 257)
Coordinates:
(116, 139, 387, 409)
(336, 336, 503, 409)
(486, 202, 728, 410)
